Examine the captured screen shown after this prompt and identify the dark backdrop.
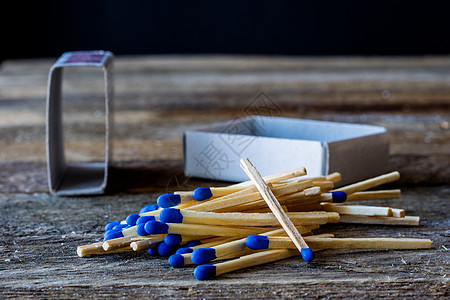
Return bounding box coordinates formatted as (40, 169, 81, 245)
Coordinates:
(2, 0, 450, 62)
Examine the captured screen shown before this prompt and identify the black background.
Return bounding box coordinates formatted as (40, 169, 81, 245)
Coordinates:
(2, 0, 450, 62)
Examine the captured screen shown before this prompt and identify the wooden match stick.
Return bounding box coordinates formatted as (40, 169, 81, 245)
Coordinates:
(391, 208, 406, 218)
(193, 248, 298, 280)
(77, 242, 132, 257)
(145, 221, 274, 237)
(339, 215, 420, 226)
(189, 226, 317, 265)
(240, 158, 315, 262)
(103, 235, 165, 251)
(159, 208, 339, 226)
(345, 189, 402, 201)
(187, 179, 314, 212)
(333, 171, 400, 195)
(245, 236, 432, 250)
(130, 236, 166, 251)
(321, 203, 393, 217)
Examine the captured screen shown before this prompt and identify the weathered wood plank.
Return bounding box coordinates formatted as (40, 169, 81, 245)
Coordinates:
(0, 56, 449, 298)
(0, 187, 447, 298)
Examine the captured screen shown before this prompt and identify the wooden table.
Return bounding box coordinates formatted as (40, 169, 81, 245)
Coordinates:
(0, 55, 448, 298)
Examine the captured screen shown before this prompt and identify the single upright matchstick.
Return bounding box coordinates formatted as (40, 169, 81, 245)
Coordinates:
(240, 158, 314, 262)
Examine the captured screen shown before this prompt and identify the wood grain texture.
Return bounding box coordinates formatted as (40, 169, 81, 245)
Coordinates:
(0, 56, 449, 298)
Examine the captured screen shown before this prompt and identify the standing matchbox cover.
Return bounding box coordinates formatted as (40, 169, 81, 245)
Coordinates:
(183, 116, 389, 186)
(46, 51, 114, 195)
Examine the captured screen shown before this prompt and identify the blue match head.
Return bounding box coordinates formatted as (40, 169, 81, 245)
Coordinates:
(126, 213, 140, 226)
(104, 228, 121, 237)
(136, 223, 149, 236)
(103, 230, 124, 242)
(192, 187, 213, 201)
(104, 221, 120, 232)
(139, 204, 159, 214)
(157, 194, 181, 208)
(331, 191, 347, 203)
(191, 248, 217, 265)
(148, 245, 160, 256)
(193, 265, 217, 280)
(158, 242, 179, 256)
(112, 224, 127, 231)
(144, 220, 169, 235)
(159, 208, 183, 223)
(245, 235, 269, 250)
(136, 215, 155, 226)
(300, 248, 315, 262)
(165, 234, 182, 246)
(168, 254, 185, 267)
(176, 247, 194, 254)
(184, 240, 201, 248)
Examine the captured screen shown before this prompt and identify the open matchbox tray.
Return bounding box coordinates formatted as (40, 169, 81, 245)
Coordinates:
(184, 116, 389, 186)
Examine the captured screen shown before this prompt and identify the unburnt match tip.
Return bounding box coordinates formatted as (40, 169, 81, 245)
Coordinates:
(139, 204, 159, 214)
(168, 254, 185, 267)
(157, 194, 182, 208)
(126, 213, 140, 226)
(300, 248, 315, 262)
(159, 208, 183, 223)
(148, 245, 160, 256)
(176, 247, 194, 254)
(136, 216, 155, 226)
(192, 187, 213, 201)
(191, 248, 217, 265)
(103, 229, 124, 242)
(184, 240, 201, 248)
(104, 221, 121, 232)
(331, 191, 347, 203)
(136, 223, 148, 236)
(245, 235, 269, 250)
(158, 242, 179, 256)
(165, 234, 183, 246)
(144, 220, 169, 235)
(193, 264, 216, 280)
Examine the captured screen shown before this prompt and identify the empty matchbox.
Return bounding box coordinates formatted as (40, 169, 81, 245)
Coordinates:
(46, 51, 114, 195)
(183, 116, 389, 186)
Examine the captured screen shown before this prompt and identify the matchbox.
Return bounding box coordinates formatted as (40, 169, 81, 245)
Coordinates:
(46, 51, 114, 195)
(183, 116, 389, 186)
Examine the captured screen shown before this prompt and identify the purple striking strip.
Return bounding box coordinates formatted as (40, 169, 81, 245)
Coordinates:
(64, 52, 106, 64)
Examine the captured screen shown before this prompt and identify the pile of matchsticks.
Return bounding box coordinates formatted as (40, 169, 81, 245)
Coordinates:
(77, 158, 431, 280)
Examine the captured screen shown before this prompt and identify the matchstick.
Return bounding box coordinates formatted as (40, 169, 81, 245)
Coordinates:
(312, 180, 335, 192)
(339, 215, 420, 226)
(223, 191, 334, 213)
(345, 189, 402, 201)
(321, 203, 393, 217)
(77, 242, 132, 257)
(192, 186, 249, 201)
(193, 248, 298, 280)
(187, 179, 315, 212)
(391, 208, 406, 218)
(103, 235, 165, 251)
(159, 208, 339, 226)
(144, 220, 274, 237)
(333, 171, 400, 195)
(189, 226, 317, 265)
(164, 234, 212, 246)
(245, 236, 432, 250)
(240, 158, 315, 262)
(325, 172, 342, 183)
(130, 236, 166, 251)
